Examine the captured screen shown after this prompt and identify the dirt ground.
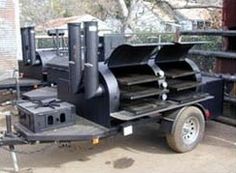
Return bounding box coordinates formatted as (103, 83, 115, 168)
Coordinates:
(0, 110, 236, 173)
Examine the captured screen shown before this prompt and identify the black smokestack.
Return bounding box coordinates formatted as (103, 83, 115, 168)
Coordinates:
(84, 21, 102, 99)
(20, 27, 37, 65)
(68, 23, 82, 94)
(21, 27, 30, 65)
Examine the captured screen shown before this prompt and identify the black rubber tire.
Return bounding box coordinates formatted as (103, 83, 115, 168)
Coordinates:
(166, 106, 205, 153)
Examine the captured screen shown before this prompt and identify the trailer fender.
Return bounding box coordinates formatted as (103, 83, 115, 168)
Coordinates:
(193, 103, 210, 120)
(160, 108, 185, 134)
(160, 105, 206, 134)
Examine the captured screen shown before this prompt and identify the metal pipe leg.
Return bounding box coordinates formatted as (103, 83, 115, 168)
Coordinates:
(5, 112, 12, 135)
(5, 112, 19, 172)
(14, 69, 21, 101)
(9, 145, 19, 172)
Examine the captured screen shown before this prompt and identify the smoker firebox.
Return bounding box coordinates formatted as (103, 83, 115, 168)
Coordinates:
(17, 100, 76, 133)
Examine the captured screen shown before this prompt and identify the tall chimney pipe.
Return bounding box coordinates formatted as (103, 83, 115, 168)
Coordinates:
(84, 21, 102, 99)
(68, 23, 82, 94)
(21, 27, 30, 65)
(20, 27, 37, 65)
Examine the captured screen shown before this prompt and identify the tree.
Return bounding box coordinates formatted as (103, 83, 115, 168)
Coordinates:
(20, 0, 120, 27)
(20, 0, 61, 26)
(118, 0, 133, 32)
(20, 0, 222, 31)
(155, 0, 222, 9)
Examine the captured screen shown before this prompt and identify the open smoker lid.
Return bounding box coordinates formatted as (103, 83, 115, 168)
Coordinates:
(107, 44, 167, 68)
(46, 55, 69, 70)
(36, 49, 58, 66)
(155, 41, 209, 63)
(107, 42, 207, 68)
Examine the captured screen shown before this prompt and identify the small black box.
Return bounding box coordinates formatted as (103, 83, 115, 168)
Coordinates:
(17, 100, 76, 133)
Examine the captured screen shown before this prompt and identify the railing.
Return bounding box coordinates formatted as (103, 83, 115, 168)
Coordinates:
(178, 29, 236, 104)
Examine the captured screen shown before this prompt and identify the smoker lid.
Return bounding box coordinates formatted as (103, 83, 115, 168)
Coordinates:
(155, 42, 195, 63)
(155, 41, 208, 63)
(46, 55, 69, 70)
(36, 49, 58, 67)
(107, 44, 160, 68)
(107, 42, 207, 67)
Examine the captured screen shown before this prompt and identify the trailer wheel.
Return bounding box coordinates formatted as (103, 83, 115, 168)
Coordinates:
(166, 106, 205, 153)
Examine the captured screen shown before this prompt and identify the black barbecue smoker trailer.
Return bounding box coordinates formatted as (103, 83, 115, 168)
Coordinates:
(0, 21, 224, 171)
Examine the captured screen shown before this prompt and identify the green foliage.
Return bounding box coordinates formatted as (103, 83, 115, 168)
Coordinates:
(181, 35, 222, 72)
(20, 0, 120, 26)
(37, 38, 54, 49)
(127, 33, 175, 44)
(51, 0, 66, 17)
(126, 27, 175, 44)
(181, 35, 222, 51)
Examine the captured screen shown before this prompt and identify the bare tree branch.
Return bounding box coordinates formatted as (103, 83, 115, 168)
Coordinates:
(118, 0, 138, 33)
(173, 5, 222, 9)
(155, 0, 222, 10)
(118, 0, 129, 17)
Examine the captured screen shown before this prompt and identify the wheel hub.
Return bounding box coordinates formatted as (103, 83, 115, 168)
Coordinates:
(182, 117, 200, 144)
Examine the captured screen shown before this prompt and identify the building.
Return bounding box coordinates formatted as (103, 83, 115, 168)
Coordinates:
(138, 0, 216, 31)
(36, 14, 112, 35)
(0, 0, 21, 79)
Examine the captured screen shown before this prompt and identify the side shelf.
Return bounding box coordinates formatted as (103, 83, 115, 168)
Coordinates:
(14, 116, 111, 142)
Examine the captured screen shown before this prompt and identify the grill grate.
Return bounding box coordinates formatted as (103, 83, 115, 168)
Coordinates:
(169, 92, 209, 103)
(121, 99, 173, 115)
(165, 69, 195, 79)
(117, 73, 159, 86)
(168, 79, 200, 91)
(121, 86, 168, 100)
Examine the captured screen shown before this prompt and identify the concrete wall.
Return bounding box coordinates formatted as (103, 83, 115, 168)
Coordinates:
(0, 0, 21, 79)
